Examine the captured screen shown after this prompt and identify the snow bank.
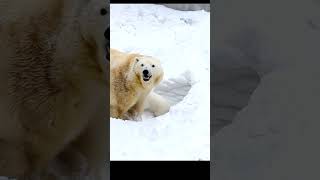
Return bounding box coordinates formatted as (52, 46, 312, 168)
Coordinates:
(110, 4, 210, 160)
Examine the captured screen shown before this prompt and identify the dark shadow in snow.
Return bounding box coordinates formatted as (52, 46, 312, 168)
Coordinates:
(154, 71, 192, 106)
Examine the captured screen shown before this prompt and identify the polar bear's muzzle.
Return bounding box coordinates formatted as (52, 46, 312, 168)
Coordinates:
(142, 69, 152, 81)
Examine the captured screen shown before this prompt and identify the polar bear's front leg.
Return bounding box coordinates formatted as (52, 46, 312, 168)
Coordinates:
(127, 99, 145, 121)
(110, 106, 127, 120)
(110, 106, 120, 119)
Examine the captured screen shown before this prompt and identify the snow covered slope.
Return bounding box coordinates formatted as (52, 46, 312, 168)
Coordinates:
(110, 4, 210, 160)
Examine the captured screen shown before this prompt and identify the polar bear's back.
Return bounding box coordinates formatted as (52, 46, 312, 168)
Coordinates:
(110, 48, 143, 69)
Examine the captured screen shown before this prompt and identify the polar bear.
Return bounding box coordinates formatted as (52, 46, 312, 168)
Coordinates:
(0, 0, 108, 179)
(110, 48, 170, 120)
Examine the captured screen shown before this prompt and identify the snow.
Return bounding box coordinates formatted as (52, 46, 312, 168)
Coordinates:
(110, 4, 210, 160)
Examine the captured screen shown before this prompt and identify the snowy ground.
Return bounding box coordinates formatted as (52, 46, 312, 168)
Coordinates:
(110, 4, 210, 160)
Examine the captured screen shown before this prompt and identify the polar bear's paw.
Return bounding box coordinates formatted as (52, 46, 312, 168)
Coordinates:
(132, 115, 143, 122)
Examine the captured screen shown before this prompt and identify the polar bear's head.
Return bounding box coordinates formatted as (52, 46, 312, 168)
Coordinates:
(78, 0, 109, 74)
(132, 56, 164, 88)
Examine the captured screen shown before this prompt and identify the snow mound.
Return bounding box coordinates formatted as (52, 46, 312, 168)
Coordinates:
(110, 4, 210, 160)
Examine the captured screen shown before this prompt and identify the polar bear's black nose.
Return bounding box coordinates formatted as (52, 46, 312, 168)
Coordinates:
(143, 70, 149, 76)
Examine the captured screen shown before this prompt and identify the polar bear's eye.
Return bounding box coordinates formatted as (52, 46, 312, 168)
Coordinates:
(141, 64, 144, 67)
(100, 8, 107, 16)
(136, 58, 139, 62)
(152, 65, 155, 68)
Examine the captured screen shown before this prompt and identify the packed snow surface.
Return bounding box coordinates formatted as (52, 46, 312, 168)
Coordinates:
(110, 4, 210, 160)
